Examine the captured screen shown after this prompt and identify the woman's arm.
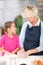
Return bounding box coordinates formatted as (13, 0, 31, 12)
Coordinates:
(18, 48, 38, 58)
(17, 48, 38, 58)
(37, 27, 43, 52)
(26, 48, 38, 55)
(19, 22, 27, 47)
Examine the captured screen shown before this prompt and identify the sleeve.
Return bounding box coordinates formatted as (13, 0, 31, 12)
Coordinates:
(37, 22, 43, 52)
(16, 35, 20, 48)
(37, 37, 43, 52)
(19, 22, 27, 47)
(0, 35, 5, 47)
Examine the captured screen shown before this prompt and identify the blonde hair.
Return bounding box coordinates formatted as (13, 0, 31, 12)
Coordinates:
(22, 5, 38, 18)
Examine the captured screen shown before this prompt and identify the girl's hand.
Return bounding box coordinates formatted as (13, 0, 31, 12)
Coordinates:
(0, 47, 11, 54)
(11, 48, 20, 54)
(6, 52, 11, 54)
(11, 51, 15, 54)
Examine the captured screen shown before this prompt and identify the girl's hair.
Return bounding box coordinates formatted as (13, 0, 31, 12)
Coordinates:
(1, 28, 5, 35)
(22, 5, 38, 18)
(1, 21, 14, 35)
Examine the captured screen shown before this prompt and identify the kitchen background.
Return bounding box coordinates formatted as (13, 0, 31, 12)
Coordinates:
(0, 0, 43, 35)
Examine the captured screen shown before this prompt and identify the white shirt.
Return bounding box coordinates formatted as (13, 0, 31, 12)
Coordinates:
(19, 19, 43, 52)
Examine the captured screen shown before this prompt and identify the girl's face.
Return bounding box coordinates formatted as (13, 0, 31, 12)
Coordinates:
(8, 23, 16, 35)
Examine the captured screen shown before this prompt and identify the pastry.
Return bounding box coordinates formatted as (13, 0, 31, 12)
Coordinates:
(33, 60, 42, 65)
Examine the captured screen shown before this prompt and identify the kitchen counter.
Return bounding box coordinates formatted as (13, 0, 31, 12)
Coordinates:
(0, 54, 43, 65)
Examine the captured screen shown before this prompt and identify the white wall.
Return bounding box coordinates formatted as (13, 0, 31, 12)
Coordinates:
(0, 0, 43, 27)
(0, 0, 20, 27)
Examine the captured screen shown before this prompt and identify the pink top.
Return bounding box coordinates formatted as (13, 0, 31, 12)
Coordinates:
(0, 34, 20, 52)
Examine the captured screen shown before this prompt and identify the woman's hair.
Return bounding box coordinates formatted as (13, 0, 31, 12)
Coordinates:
(1, 21, 14, 35)
(21, 5, 38, 18)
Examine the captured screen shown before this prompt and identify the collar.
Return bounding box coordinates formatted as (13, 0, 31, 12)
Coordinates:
(27, 19, 40, 28)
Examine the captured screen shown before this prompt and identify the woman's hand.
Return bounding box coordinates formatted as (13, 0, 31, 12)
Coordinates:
(17, 48, 29, 58)
(17, 51, 29, 58)
(17, 48, 38, 58)
(17, 48, 25, 55)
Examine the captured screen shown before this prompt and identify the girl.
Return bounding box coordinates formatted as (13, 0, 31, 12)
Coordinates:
(17, 5, 43, 58)
(0, 21, 20, 55)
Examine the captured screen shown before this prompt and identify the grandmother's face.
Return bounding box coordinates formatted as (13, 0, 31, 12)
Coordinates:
(26, 16, 36, 23)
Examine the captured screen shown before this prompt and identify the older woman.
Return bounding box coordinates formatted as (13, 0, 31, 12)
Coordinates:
(17, 5, 43, 58)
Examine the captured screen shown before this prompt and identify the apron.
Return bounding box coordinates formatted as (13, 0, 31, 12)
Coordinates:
(23, 22, 43, 55)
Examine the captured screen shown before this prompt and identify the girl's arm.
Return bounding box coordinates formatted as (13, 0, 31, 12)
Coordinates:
(0, 47, 10, 54)
(0, 35, 10, 54)
(12, 35, 20, 54)
(11, 48, 20, 54)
